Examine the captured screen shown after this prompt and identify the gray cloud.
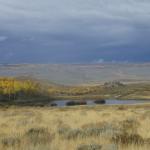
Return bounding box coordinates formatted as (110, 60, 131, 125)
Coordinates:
(0, 0, 150, 63)
(0, 36, 8, 42)
(1, 0, 150, 32)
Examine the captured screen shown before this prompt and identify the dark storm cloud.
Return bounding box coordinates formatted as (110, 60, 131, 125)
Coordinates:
(0, 0, 150, 63)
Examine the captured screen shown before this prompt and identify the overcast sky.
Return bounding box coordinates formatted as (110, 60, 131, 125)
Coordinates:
(0, 0, 150, 63)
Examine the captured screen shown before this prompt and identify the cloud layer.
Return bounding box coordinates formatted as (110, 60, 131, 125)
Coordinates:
(0, 0, 150, 63)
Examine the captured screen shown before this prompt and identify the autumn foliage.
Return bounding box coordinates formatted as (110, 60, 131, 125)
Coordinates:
(0, 77, 47, 101)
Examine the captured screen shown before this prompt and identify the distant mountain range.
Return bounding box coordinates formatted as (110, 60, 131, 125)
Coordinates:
(0, 63, 150, 85)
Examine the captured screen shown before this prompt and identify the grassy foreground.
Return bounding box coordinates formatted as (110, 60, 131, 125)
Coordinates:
(0, 104, 150, 150)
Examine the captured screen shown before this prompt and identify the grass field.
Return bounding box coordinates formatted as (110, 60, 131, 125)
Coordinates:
(0, 104, 150, 150)
(0, 75, 150, 150)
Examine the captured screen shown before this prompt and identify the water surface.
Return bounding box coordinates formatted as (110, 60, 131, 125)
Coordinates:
(50, 99, 149, 107)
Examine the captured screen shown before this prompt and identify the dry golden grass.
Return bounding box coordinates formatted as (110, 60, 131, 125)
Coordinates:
(0, 104, 150, 150)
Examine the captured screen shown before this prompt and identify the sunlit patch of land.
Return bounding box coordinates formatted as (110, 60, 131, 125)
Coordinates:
(0, 77, 150, 106)
(0, 104, 150, 150)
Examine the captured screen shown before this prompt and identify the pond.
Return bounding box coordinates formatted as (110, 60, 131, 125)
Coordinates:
(49, 99, 149, 107)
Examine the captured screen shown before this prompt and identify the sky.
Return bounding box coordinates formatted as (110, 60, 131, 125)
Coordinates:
(0, 0, 150, 63)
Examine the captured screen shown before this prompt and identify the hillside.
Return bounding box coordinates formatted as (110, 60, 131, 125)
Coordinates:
(0, 63, 150, 85)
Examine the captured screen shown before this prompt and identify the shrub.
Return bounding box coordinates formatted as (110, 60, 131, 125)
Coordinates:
(58, 127, 70, 136)
(66, 101, 87, 106)
(58, 125, 120, 139)
(77, 144, 102, 150)
(82, 123, 120, 137)
(119, 119, 140, 134)
(117, 106, 126, 110)
(112, 132, 144, 145)
(58, 128, 83, 139)
(104, 81, 124, 88)
(25, 127, 53, 145)
(81, 122, 107, 129)
(50, 103, 57, 107)
(1, 137, 21, 147)
(94, 100, 105, 104)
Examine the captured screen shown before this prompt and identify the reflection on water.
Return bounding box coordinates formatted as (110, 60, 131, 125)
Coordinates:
(50, 99, 148, 107)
